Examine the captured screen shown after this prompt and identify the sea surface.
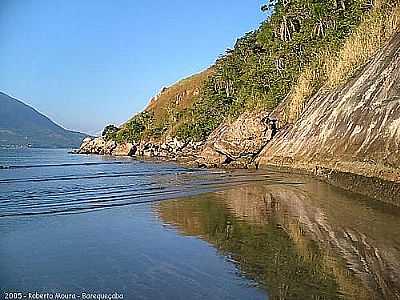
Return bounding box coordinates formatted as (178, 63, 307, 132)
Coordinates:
(0, 148, 399, 299)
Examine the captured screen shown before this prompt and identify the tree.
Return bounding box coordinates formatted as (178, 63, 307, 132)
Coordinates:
(102, 124, 119, 141)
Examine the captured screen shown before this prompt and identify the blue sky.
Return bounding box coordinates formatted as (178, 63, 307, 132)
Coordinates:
(0, 1, 266, 134)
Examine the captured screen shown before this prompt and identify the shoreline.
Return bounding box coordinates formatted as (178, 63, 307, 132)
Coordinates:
(258, 164, 400, 207)
(73, 149, 400, 207)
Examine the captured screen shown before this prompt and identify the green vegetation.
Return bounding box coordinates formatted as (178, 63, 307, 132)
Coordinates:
(110, 111, 155, 143)
(102, 125, 119, 141)
(107, 0, 400, 143)
(283, 0, 400, 123)
(175, 0, 376, 140)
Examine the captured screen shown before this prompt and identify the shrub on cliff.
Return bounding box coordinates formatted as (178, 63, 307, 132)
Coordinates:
(112, 0, 400, 144)
(174, 0, 381, 141)
(102, 125, 119, 141)
(110, 111, 154, 143)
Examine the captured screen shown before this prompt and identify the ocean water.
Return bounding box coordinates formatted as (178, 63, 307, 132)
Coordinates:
(1, 148, 400, 299)
(0, 148, 266, 218)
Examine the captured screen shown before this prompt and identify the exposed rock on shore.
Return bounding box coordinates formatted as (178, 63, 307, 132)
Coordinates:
(112, 142, 136, 156)
(76, 136, 203, 160)
(254, 33, 400, 204)
(75, 33, 400, 204)
(197, 112, 277, 168)
(257, 33, 400, 183)
(78, 137, 107, 154)
(77, 137, 134, 156)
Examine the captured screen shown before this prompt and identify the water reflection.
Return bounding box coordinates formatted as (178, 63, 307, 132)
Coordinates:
(154, 178, 400, 300)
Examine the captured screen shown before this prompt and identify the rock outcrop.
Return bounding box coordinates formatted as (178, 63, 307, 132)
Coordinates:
(77, 137, 134, 156)
(111, 142, 136, 156)
(74, 33, 400, 203)
(78, 137, 107, 154)
(256, 33, 400, 203)
(197, 112, 277, 167)
(76, 135, 203, 160)
(133, 137, 202, 160)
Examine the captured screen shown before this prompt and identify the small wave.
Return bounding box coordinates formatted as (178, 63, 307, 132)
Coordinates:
(0, 176, 279, 218)
(0, 161, 133, 170)
(0, 157, 305, 219)
(0, 169, 189, 184)
(0, 184, 230, 218)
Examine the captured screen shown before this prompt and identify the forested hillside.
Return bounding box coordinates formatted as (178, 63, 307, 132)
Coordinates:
(105, 0, 400, 144)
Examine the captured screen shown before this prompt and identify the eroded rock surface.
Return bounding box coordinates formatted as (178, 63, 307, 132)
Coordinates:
(257, 33, 400, 186)
(197, 112, 276, 167)
(112, 142, 136, 156)
(77, 137, 135, 156)
(78, 137, 107, 154)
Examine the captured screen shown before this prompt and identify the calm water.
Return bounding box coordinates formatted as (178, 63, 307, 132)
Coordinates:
(0, 149, 399, 299)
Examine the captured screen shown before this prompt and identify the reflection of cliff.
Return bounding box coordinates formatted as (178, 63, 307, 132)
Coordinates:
(155, 180, 400, 300)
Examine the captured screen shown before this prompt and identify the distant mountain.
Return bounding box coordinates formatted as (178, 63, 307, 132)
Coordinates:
(0, 92, 88, 148)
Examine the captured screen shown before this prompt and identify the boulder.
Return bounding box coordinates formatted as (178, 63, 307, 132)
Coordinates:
(159, 150, 170, 157)
(78, 137, 94, 154)
(78, 137, 106, 154)
(77, 137, 136, 156)
(197, 111, 276, 167)
(112, 142, 136, 156)
(104, 140, 117, 155)
(143, 149, 153, 157)
(82, 137, 92, 143)
(173, 137, 185, 150)
(92, 137, 106, 154)
(197, 144, 228, 167)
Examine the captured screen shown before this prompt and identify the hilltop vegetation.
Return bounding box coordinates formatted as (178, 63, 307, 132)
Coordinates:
(105, 69, 213, 143)
(106, 0, 400, 143)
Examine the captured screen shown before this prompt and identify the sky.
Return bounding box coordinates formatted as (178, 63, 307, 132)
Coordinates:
(0, 0, 266, 135)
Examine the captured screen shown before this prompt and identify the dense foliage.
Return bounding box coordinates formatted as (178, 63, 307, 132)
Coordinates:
(174, 0, 372, 141)
(107, 0, 395, 143)
(102, 125, 119, 141)
(104, 111, 154, 143)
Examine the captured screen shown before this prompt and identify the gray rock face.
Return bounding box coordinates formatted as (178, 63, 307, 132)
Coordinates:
(104, 140, 117, 155)
(78, 137, 93, 154)
(135, 142, 159, 157)
(78, 137, 106, 154)
(257, 33, 400, 184)
(112, 142, 136, 156)
(77, 137, 134, 156)
(76, 134, 199, 160)
(197, 112, 276, 167)
(132, 137, 202, 160)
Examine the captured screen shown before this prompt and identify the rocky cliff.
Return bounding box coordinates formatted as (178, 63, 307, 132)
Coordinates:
(76, 28, 400, 204)
(255, 32, 400, 204)
(76, 32, 400, 203)
(178, 32, 400, 204)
